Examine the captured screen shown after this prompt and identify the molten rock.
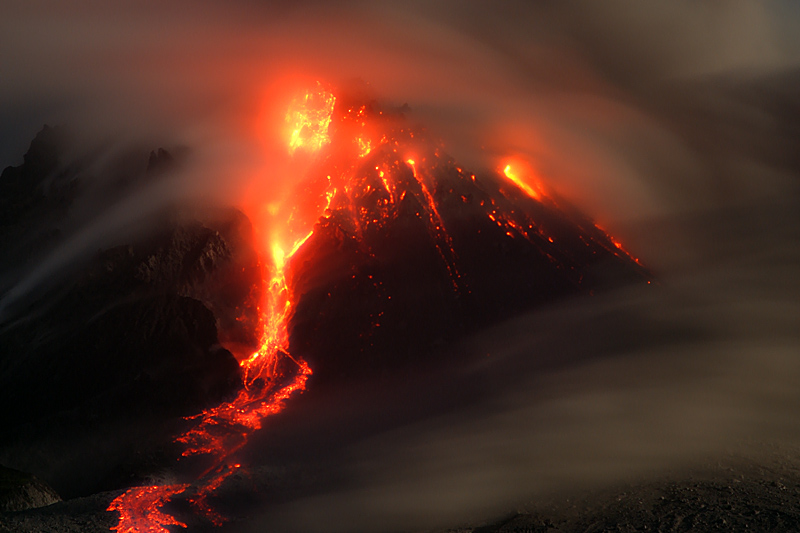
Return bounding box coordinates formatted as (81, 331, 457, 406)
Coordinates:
(286, 95, 650, 384)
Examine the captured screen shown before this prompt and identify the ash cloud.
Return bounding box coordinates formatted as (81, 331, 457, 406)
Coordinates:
(2, 0, 800, 530)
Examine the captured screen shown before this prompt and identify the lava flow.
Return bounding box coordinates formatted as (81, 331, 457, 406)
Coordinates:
(107, 84, 334, 532)
(108, 81, 649, 531)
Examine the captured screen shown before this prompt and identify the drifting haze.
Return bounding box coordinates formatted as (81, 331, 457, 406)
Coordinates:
(2, 0, 798, 224)
(2, 0, 800, 531)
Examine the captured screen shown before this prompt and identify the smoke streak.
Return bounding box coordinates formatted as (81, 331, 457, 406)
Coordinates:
(243, 200, 800, 531)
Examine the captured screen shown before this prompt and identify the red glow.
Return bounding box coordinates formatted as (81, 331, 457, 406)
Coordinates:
(405, 157, 462, 291)
(286, 82, 336, 154)
(356, 134, 373, 157)
(599, 224, 644, 266)
(108, 85, 325, 532)
(108, 82, 646, 531)
(108, 485, 189, 533)
(502, 160, 541, 200)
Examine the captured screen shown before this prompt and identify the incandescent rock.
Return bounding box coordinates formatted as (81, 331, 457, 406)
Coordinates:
(287, 99, 650, 385)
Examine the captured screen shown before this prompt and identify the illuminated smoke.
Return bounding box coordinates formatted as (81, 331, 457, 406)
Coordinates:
(1, 1, 799, 532)
(106, 86, 333, 532)
(104, 79, 649, 529)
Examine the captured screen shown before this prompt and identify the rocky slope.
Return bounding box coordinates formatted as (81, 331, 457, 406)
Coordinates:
(0, 128, 259, 499)
(0, 465, 61, 513)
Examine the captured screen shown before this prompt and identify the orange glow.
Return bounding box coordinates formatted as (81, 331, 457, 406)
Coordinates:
(109, 85, 324, 532)
(503, 162, 540, 200)
(356, 135, 373, 157)
(286, 82, 336, 154)
(109, 82, 646, 532)
(108, 484, 189, 533)
(405, 158, 462, 290)
(606, 228, 644, 266)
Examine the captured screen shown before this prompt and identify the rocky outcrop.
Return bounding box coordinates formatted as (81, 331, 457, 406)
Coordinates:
(0, 131, 259, 498)
(0, 126, 78, 278)
(0, 465, 61, 512)
(0, 212, 254, 495)
(0, 125, 62, 227)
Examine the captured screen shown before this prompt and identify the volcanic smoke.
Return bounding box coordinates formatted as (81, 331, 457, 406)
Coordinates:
(106, 85, 332, 533)
(105, 81, 647, 532)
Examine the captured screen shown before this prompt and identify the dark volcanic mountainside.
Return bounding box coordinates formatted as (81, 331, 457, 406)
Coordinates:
(0, 110, 650, 502)
(0, 131, 259, 498)
(287, 99, 650, 384)
(0, 126, 77, 282)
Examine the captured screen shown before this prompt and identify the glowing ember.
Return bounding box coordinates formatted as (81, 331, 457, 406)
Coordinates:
(406, 157, 462, 291)
(286, 82, 336, 154)
(356, 135, 373, 157)
(503, 163, 540, 200)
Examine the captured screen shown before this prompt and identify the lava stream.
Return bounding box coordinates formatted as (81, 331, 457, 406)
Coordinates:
(108, 242, 313, 532)
(107, 84, 335, 533)
(108, 484, 190, 533)
(107, 81, 647, 532)
(406, 158, 462, 291)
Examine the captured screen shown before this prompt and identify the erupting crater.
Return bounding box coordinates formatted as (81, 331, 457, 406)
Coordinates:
(107, 82, 649, 532)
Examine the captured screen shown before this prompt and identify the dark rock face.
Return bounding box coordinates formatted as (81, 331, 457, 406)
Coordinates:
(0, 465, 61, 512)
(0, 130, 259, 497)
(0, 125, 78, 277)
(287, 102, 650, 385)
(0, 144, 250, 432)
(0, 231, 250, 494)
(0, 125, 62, 227)
(135, 210, 263, 351)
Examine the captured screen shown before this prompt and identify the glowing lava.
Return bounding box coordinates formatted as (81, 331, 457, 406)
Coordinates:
(406, 157, 462, 291)
(108, 85, 333, 532)
(108, 81, 648, 532)
(286, 82, 336, 154)
(108, 485, 189, 533)
(503, 162, 540, 200)
(356, 134, 373, 158)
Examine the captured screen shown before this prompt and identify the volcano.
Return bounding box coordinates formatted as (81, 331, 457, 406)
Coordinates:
(0, 83, 649, 531)
(286, 86, 650, 384)
(107, 83, 651, 531)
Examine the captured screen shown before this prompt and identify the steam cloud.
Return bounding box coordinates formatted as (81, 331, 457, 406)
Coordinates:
(2, 0, 800, 531)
